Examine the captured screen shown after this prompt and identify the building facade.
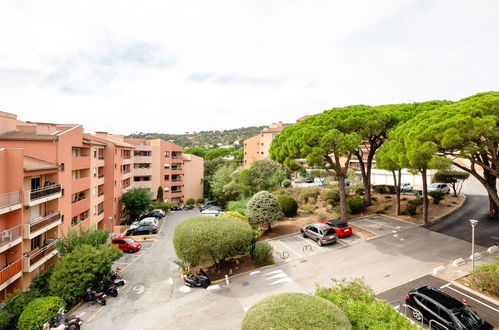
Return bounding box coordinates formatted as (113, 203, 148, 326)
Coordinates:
(243, 122, 284, 169)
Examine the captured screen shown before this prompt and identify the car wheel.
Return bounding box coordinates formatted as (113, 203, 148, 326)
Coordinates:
(317, 238, 322, 246)
(301, 231, 306, 238)
(412, 309, 423, 322)
(128, 248, 133, 253)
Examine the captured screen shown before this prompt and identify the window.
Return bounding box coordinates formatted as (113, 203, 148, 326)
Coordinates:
(164, 163, 170, 169)
(30, 236, 41, 251)
(164, 175, 170, 181)
(261, 143, 264, 146)
(164, 186, 169, 192)
(164, 151, 170, 157)
(31, 177, 41, 190)
(94, 149, 97, 158)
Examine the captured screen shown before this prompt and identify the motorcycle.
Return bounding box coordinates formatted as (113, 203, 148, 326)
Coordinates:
(98, 279, 119, 297)
(54, 308, 82, 330)
(107, 267, 125, 286)
(84, 288, 107, 306)
(183, 268, 211, 288)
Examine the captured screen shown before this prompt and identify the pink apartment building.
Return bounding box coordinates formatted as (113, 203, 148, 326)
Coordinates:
(243, 122, 284, 169)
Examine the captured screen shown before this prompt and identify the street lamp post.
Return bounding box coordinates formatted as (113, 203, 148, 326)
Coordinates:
(469, 219, 478, 269)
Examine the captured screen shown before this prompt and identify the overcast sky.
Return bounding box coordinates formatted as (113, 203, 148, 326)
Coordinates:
(1, 1, 498, 135)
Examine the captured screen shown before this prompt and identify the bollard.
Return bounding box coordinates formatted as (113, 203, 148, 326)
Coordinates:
(225, 275, 229, 285)
(463, 297, 467, 305)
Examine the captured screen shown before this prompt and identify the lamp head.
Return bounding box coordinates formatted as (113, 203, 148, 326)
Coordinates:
(469, 219, 478, 227)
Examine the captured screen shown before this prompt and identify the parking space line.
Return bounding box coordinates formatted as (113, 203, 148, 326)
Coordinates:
(443, 284, 499, 313)
(296, 235, 325, 251)
(275, 239, 302, 258)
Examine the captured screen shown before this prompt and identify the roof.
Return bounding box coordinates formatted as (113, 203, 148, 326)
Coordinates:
(0, 130, 58, 141)
(82, 138, 107, 147)
(415, 286, 463, 310)
(23, 155, 59, 172)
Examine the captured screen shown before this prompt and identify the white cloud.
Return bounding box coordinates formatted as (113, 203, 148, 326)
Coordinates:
(0, 0, 498, 134)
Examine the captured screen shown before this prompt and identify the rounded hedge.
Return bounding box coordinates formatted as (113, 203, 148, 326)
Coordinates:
(173, 216, 252, 266)
(17, 296, 65, 330)
(242, 293, 351, 330)
(281, 179, 291, 188)
(277, 195, 298, 217)
(346, 197, 366, 215)
(219, 211, 249, 223)
(246, 191, 283, 229)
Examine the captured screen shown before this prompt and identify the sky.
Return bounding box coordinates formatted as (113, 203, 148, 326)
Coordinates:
(0, 1, 498, 135)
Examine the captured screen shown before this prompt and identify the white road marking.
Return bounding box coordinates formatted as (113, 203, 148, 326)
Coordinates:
(275, 239, 302, 258)
(265, 273, 287, 280)
(264, 269, 284, 276)
(296, 235, 325, 251)
(269, 277, 292, 285)
(442, 284, 499, 313)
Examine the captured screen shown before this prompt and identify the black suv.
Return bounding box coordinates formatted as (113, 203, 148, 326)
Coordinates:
(126, 225, 158, 236)
(406, 286, 492, 329)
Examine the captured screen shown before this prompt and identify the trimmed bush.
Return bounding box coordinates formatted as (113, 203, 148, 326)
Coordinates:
(406, 203, 417, 216)
(277, 195, 298, 217)
(316, 278, 416, 330)
(49, 244, 123, 305)
(302, 204, 317, 214)
(321, 188, 340, 205)
(428, 190, 445, 204)
(173, 216, 252, 266)
(29, 267, 54, 296)
(56, 226, 109, 256)
(0, 289, 42, 330)
(468, 256, 498, 297)
(346, 197, 366, 215)
(227, 200, 247, 215)
(17, 296, 65, 330)
(242, 292, 351, 330)
(355, 186, 365, 196)
(219, 211, 249, 223)
(300, 186, 320, 203)
(372, 184, 396, 194)
(196, 198, 205, 204)
(253, 242, 274, 266)
(281, 179, 291, 188)
(186, 198, 196, 205)
(246, 191, 283, 229)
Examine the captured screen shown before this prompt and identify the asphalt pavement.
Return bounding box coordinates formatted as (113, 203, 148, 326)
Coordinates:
(428, 195, 499, 248)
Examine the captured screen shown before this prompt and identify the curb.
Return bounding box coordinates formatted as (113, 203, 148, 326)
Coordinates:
(68, 301, 85, 315)
(450, 279, 499, 306)
(428, 194, 467, 225)
(210, 263, 277, 284)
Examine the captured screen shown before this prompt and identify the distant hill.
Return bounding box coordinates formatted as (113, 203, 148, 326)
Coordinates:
(126, 126, 266, 148)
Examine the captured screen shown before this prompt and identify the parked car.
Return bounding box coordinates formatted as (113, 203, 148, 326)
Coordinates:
(319, 219, 352, 237)
(111, 237, 142, 253)
(345, 180, 351, 186)
(406, 286, 492, 330)
(200, 201, 217, 211)
(304, 177, 314, 183)
(126, 224, 158, 236)
(130, 217, 158, 229)
(201, 206, 224, 217)
(401, 182, 413, 192)
(314, 177, 324, 185)
(184, 204, 194, 210)
(152, 209, 166, 217)
(293, 178, 302, 183)
(428, 183, 450, 194)
(140, 210, 163, 219)
(300, 223, 338, 246)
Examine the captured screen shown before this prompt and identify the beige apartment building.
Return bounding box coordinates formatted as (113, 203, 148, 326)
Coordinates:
(243, 122, 284, 169)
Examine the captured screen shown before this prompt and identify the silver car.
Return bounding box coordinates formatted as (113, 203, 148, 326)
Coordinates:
(301, 223, 338, 246)
(428, 183, 450, 194)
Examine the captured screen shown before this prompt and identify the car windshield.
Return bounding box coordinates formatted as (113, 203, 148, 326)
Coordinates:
(324, 228, 336, 236)
(329, 220, 348, 228)
(453, 307, 482, 328)
(124, 238, 135, 244)
(429, 183, 440, 188)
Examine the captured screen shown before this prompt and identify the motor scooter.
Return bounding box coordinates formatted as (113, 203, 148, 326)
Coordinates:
(183, 268, 211, 288)
(54, 308, 82, 330)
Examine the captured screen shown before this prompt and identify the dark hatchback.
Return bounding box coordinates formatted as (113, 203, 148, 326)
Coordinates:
(406, 286, 493, 329)
(126, 224, 158, 236)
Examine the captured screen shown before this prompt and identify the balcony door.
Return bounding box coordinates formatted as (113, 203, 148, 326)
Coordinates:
(31, 176, 41, 190)
(31, 205, 41, 220)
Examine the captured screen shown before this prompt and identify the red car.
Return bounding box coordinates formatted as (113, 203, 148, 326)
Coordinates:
(319, 219, 352, 237)
(112, 237, 142, 253)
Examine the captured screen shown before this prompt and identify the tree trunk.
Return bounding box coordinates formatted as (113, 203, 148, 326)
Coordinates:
(267, 223, 272, 231)
(338, 176, 348, 221)
(356, 150, 373, 206)
(421, 168, 429, 225)
(392, 169, 401, 216)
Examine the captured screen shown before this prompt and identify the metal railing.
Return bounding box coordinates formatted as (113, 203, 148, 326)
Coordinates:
(0, 225, 21, 246)
(29, 211, 61, 234)
(171, 167, 182, 171)
(98, 174, 104, 178)
(98, 209, 104, 215)
(171, 190, 182, 193)
(0, 260, 21, 285)
(29, 184, 61, 201)
(0, 191, 22, 209)
(27, 239, 59, 267)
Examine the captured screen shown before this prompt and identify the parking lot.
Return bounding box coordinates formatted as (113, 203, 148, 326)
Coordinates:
(377, 274, 499, 327)
(350, 215, 417, 238)
(267, 233, 363, 263)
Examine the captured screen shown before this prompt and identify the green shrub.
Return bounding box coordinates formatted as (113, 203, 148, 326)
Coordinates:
(316, 278, 416, 330)
(29, 267, 54, 296)
(300, 186, 320, 203)
(281, 179, 291, 188)
(428, 190, 445, 204)
(56, 226, 109, 256)
(409, 197, 423, 206)
(173, 216, 252, 266)
(17, 296, 65, 330)
(0, 310, 12, 330)
(246, 191, 283, 229)
(468, 256, 499, 297)
(302, 204, 317, 214)
(372, 184, 396, 194)
(355, 186, 365, 196)
(186, 198, 196, 205)
(150, 201, 173, 212)
(253, 242, 274, 266)
(321, 188, 340, 205)
(196, 198, 205, 204)
(277, 195, 298, 217)
(346, 197, 366, 215)
(406, 203, 417, 216)
(242, 293, 351, 330)
(219, 211, 249, 223)
(227, 200, 247, 215)
(0, 289, 42, 330)
(49, 244, 123, 305)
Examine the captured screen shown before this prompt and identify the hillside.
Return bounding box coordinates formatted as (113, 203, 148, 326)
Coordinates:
(126, 125, 266, 148)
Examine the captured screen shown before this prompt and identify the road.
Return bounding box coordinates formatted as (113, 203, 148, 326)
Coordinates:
(429, 195, 499, 248)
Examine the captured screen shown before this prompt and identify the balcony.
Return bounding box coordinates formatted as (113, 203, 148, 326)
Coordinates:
(133, 156, 151, 163)
(72, 156, 90, 170)
(24, 211, 62, 240)
(0, 225, 22, 253)
(71, 197, 90, 217)
(133, 167, 151, 176)
(25, 184, 62, 206)
(0, 191, 22, 215)
(0, 259, 22, 291)
(171, 167, 182, 172)
(97, 157, 105, 167)
(96, 209, 105, 222)
(23, 239, 59, 273)
(96, 174, 105, 186)
(72, 177, 90, 193)
(97, 192, 105, 204)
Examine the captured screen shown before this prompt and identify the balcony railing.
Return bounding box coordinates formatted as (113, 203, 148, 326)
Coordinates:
(27, 239, 59, 269)
(171, 167, 182, 171)
(123, 182, 131, 188)
(29, 184, 61, 202)
(0, 260, 21, 286)
(0, 191, 22, 209)
(98, 192, 104, 196)
(0, 225, 21, 247)
(171, 190, 182, 193)
(98, 209, 104, 215)
(29, 211, 61, 234)
(171, 178, 182, 182)
(98, 174, 104, 178)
